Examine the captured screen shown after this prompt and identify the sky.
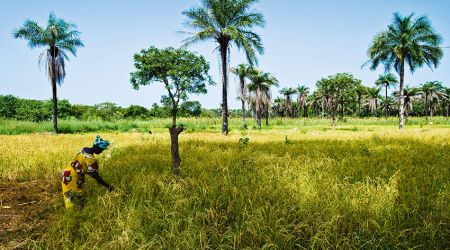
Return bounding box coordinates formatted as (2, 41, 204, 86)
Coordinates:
(0, 0, 449, 109)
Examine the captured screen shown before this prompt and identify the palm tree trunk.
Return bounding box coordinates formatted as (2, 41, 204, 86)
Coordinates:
(51, 58, 58, 134)
(385, 85, 388, 119)
(170, 106, 183, 176)
(445, 104, 449, 121)
(265, 106, 269, 126)
(256, 109, 261, 128)
(332, 103, 337, 128)
(358, 97, 361, 117)
(220, 45, 229, 135)
(240, 77, 246, 129)
(303, 105, 307, 118)
(398, 60, 405, 130)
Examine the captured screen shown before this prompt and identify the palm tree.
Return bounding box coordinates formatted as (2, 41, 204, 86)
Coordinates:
(419, 81, 446, 119)
(355, 85, 367, 116)
(296, 85, 309, 117)
(13, 13, 84, 133)
(248, 71, 278, 128)
(182, 0, 265, 135)
(271, 96, 285, 117)
(394, 86, 420, 122)
(444, 87, 450, 121)
(365, 12, 443, 129)
(231, 64, 255, 129)
(366, 87, 381, 115)
(380, 96, 396, 117)
(375, 73, 398, 119)
(279, 87, 297, 117)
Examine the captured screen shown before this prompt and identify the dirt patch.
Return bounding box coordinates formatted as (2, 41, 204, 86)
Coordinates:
(0, 180, 59, 249)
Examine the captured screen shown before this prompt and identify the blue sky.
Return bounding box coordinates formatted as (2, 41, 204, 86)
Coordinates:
(0, 0, 449, 109)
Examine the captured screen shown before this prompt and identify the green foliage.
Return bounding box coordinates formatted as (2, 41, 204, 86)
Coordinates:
(130, 46, 213, 126)
(182, 0, 265, 65)
(179, 101, 202, 117)
(0, 95, 19, 118)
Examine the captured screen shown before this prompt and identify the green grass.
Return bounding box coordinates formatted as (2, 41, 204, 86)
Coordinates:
(1, 128, 449, 249)
(0, 116, 449, 135)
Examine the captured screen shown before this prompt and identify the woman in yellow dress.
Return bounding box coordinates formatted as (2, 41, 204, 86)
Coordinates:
(61, 135, 114, 209)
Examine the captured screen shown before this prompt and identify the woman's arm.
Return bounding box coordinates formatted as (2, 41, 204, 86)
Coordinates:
(87, 162, 114, 191)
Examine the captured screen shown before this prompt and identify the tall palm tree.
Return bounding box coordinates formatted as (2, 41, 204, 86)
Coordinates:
(296, 85, 309, 117)
(366, 87, 381, 115)
(375, 73, 398, 119)
(231, 64, 254, 129)
(365, 12, 443, 129)
(248, 70, 278, 128)
(13, 13, 84, 133)
(182, 0, 265, 135)
(419, 81, 446, 119)
(355, 85, 367, 116)
(279, 87, 297, 117)
(394, 85, 420, 122)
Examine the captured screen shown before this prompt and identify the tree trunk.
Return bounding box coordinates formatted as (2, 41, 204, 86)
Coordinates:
(241, 79, 246, 129)
(265, 106, 269, 126)
(405, 109, 409, 123)
(256, 110, 261, 128)
(303, 105, 308, 118)
(398, 60, 405, 130)
(220, 45, 229, 135)
(51, 58, 58, 134)
(332, 104, 336, 128)
(169, 127, 183, 176)
(446, 104, 449, 121)
(385, 85, 388, 119)
(358, 97, 361, 117)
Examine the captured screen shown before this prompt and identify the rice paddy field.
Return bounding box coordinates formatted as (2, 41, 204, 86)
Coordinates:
(0, 117, 449, 249)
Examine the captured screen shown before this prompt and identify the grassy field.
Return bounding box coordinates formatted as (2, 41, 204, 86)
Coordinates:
(0, 120, 449, 249)
(0, 116, 449, 134)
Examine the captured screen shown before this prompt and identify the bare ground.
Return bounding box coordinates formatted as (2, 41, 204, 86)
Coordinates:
(0, 180, 58, 250)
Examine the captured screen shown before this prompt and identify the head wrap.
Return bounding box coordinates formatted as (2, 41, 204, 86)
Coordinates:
(93, 135, 110, 150)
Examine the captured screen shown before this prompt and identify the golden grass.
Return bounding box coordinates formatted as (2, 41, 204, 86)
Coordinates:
(0, 126, 449, 249)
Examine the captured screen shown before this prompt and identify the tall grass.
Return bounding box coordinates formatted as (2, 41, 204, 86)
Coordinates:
(1, 128, 449, 249)
(0, 116, 449, 135)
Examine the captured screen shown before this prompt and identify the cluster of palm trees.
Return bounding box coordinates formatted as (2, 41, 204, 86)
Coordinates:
(231, 64, 278, 128)
(13, 1, 447, 133)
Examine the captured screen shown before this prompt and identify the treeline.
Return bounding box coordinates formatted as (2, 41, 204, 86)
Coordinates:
(0, 95, 258, 122)
(0, 95, 203, 121)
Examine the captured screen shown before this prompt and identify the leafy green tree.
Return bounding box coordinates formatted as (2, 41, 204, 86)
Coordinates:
(124, 105, 149, 119)
(365, 12, 443, 129)
(95, 102, 123, 121)
(15, 99, 51, 122)
(231, 64, 255, 128)
(130, 46, 213, 175)
(375, 73, 398, 118)
(296, 85, 309, 117)
(279, 87, 297, 117)
(316, 73, 360, 126)
(0, 95, 19, 118)
(182, 0, 265, 135)
(13, 12, 84, 133)
(248, 70, 278, 128)
(419, 81, 446, 119)
(179, 101, 202, 117)
(71, 104, 97, 120)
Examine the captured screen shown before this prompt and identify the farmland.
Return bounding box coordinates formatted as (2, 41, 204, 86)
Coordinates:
(1, 118, 449, 249)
